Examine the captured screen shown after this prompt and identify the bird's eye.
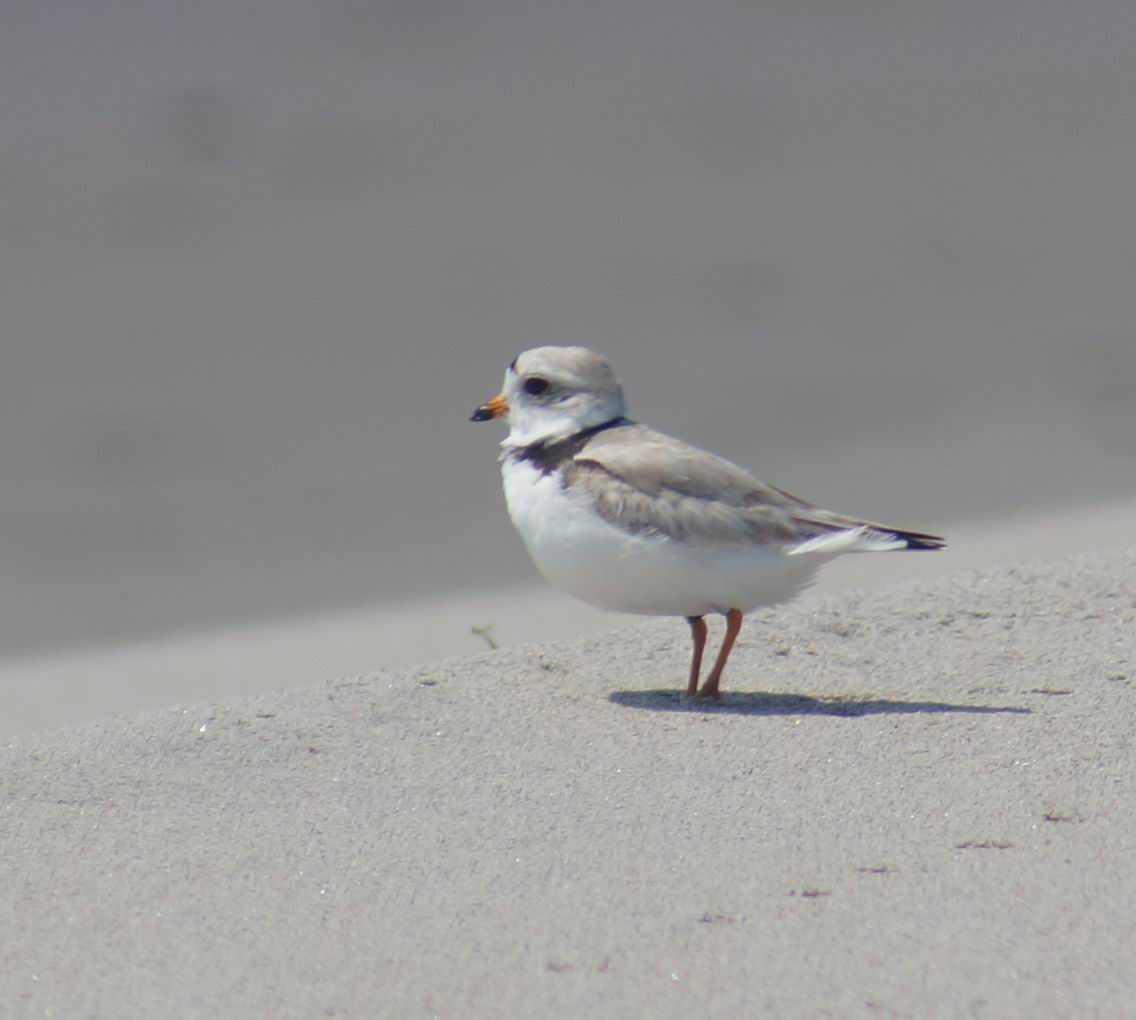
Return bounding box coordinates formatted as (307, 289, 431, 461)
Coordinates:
(523, 377, 550, 396)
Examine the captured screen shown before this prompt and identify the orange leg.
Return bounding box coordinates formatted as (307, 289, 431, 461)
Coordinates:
(697, 608, 744, 699)
(686, 616, 707, 696)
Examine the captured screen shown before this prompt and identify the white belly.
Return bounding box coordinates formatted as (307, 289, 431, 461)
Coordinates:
(501, 459, 823, 617)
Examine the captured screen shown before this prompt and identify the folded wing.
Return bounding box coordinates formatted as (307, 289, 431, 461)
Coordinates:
(564, 423, 945, 552)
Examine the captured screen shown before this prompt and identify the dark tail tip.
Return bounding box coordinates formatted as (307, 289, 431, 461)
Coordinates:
(892, 529, 946, 551)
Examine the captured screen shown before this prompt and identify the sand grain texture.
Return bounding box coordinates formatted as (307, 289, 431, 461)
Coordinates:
(3, 550, 1134, 1018)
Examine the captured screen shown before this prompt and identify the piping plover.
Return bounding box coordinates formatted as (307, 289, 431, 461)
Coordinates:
(472, 346, 944, 698)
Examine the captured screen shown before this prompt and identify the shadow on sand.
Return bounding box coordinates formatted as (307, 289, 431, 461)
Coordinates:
(609, 689, 1031, 717)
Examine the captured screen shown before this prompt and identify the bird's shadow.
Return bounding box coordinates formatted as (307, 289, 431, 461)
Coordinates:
(609, 689, 1031, 717)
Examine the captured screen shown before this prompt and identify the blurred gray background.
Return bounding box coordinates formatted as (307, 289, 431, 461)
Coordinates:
(3, 0, 1135, 659)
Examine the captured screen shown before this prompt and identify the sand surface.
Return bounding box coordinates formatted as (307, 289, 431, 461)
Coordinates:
(4, 8, 1136, 1009)
(4, 548, 1133, 1018)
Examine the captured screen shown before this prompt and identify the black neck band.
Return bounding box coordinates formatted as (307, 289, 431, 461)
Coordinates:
(511, 417, 629, 474)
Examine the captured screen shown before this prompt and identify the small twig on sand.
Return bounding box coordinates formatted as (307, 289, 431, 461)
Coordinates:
(471, 624, 498, 650)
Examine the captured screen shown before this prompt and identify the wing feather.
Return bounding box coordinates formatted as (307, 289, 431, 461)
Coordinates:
(564, 423, 944, 550)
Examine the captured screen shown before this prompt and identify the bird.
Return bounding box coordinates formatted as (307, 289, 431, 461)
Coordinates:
(471, 346, 944, 698)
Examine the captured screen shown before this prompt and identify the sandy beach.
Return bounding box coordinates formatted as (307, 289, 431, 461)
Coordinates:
(4, 4, 1136, 1013)
(4, 547, 1134, 1017)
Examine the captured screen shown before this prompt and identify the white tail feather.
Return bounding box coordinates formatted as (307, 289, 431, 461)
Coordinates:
(787, 526, 907, 556)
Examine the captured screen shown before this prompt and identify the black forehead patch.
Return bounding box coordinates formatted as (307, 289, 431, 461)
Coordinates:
(508, 354, 520, 372)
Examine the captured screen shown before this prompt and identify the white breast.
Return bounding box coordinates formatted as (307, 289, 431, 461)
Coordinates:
(500, 458, 823, 617)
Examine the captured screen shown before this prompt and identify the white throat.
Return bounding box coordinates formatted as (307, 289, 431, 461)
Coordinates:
(502, 394, 625, 448)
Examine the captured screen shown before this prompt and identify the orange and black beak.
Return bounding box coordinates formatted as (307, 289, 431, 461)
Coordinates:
(470, 392, 509, 422)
